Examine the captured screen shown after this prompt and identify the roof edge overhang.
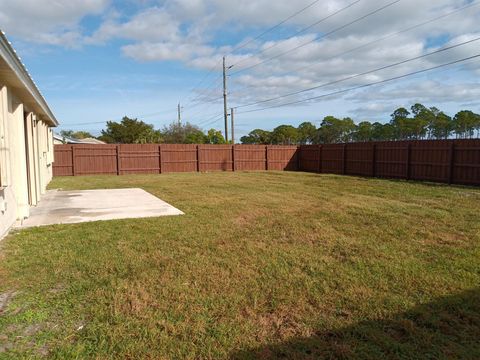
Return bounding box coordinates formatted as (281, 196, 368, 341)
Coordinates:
(0, 31, 58, 127)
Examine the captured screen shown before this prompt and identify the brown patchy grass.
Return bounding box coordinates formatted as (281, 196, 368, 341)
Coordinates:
(0, 171, 479, 359)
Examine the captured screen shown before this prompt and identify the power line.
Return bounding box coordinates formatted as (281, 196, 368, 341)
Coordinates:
(234, 36, 480, 109)
(182, 60, 223, 104)
(181, 0, 329, 110)
(230, 0, 401, 76)
(229, 0, 480, 96)
(182, 0, 337, 115)
(182, 0, 372, 118)
(230, 0, 361, 68)
(187, 73, 223, 104)
(197, 113, 225, 128)
(236, 53, 480, 114)
(187, 96, 224, 109)
(181, 0, 363, 121)
(60, 108, 180, 127)
(230, 0, 324, 54)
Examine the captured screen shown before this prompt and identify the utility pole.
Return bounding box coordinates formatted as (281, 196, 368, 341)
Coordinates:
(223, 56, 229, 142)
(177, 102, 182, 124)
(230, 107, 235, 144)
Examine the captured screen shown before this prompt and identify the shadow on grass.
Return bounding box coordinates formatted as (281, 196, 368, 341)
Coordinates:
(231, 289, 480, 360)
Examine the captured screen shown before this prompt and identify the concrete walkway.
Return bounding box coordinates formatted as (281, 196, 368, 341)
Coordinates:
(17, 188, 184, 228)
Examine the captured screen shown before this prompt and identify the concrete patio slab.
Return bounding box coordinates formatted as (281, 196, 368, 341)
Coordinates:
(17, 188, 184, 228)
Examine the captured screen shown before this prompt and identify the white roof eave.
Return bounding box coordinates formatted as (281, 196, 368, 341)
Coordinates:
(0, 31, 58, 126)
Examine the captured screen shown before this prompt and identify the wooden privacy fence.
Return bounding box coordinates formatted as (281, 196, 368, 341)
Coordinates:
(53, 144, 298, 176)
(53, 140, 480, 186)
(299, 139, 480, 186)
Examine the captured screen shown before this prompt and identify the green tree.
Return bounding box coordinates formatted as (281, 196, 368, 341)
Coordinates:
(370, 122, 396, 141)
(476, 112, 480, 138)
(60, 130, 75, 138)
(162, 122, 206, 144)
(353, 121, 373, 142)
(99, 117, 162, 144)
(271, 125, 299, 145)
(205, 129, 226, 144)
(297, 122, 317, 144)
(428, 107, 452, 139)
(453, 110, 479, 139)
(410, 103, 432, 139)
(317, 116, 355, 144)
(390, 107, 412, 140)
(60, 130, 94, 140)
(240, 129, 272, 144)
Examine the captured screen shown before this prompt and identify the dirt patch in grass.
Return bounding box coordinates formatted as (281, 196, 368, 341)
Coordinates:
(0, 291, 17, 315)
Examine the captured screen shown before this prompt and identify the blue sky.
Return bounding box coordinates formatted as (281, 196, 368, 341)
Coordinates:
(1, 0, 479, 139)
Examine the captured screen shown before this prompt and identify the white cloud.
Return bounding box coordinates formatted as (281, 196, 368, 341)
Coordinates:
(86, 7, 181, 44)
(3, 0, 479, 123)
(0, 0, 110, 47)
(122, 42, 215, 62)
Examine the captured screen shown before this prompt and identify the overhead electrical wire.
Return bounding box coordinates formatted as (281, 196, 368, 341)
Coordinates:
(182, 60, 223, 104)
(61, 108, 179, 128)
(230, 0, 401, 76)
(196, 112, 225, 127)
(230, 0, 362, 68)
(229, 0, 480, 96)
(182, 0, 328, 110)
(187, 74, 224, 105)
(234, 36, 480, 109)
(229, 0, 324, 54)
(236, 53, 480, 115)
(180, 0, 329, 111)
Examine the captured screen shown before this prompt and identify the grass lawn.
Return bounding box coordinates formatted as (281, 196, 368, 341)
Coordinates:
(1, 171, 479, 359)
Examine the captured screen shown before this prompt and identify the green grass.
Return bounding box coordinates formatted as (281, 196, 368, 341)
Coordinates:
(1, 171, 479, 359)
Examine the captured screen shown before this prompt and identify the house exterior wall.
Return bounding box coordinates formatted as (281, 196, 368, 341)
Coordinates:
(0, 84, 54, 238)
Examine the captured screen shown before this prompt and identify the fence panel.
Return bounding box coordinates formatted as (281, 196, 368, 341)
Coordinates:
(234, 145, 267, 171)
(299, 145, 320, 172)
(73, 145, 117, 175)
(374, 141, 409, 179)
(119, 144, 160, 174)
(52, 144, 73, 176)
(321, 144, 344, 174)
(345, 143, 374, 177)
(453, 139, 480, 185)
(409, 141, 450, 183)
(199, 145, 233, 172)
(161, 144, 197, 173)
(267, 146, 298, 171)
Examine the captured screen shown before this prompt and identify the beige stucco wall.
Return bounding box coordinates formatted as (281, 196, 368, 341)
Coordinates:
(0, 84, 54, 238)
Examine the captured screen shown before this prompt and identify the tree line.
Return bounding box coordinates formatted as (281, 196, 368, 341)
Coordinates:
(240, 104, 480, 145)
(60, 104, 480, 145)
(61, 117, 228, 144)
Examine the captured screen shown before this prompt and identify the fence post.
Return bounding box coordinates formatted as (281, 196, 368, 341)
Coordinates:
(318, 145, 323, 173)
(296, 146, 301, 171)
(196, 145, 200, 172)
(158, 145, 162, 174)
(406, 143, 412, 180)
(232, 145, 236, 172)
(71, 146, 76, 176)
(116, 145, 120, 175)
(372, 143, 376, 177)
(265, 145, 269, 171)
(342, 144, 347, 175)
(448, 142, 455, 184)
